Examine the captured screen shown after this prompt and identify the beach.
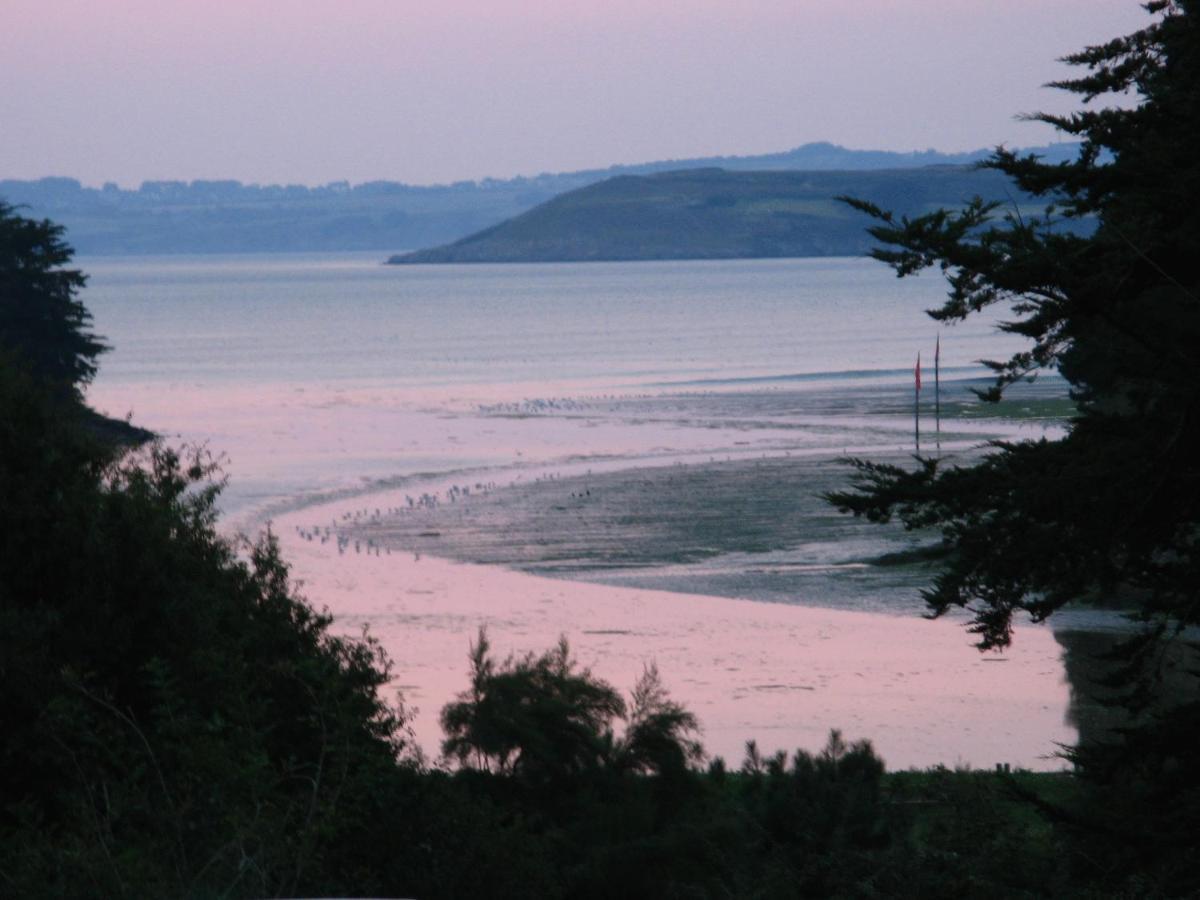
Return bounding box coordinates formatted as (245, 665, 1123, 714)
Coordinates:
(261, 376, 1093, 770)
(274, 484, 1078, 770)
(80, 253, 1096, 771)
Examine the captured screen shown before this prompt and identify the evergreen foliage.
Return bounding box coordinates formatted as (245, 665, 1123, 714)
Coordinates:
(617, 663, 705, 777)
(0, 366, 411, 896)
(440, 630, 704, 782)
(0, 201, 106, 398)
(7, 6, 1198, 890)
(830, 1, 1200, 889)
(440, 628, 626, 779)
(833, 0, 1199, 649)
(0, 355, 1154, 895)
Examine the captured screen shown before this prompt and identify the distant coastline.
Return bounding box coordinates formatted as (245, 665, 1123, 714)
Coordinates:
(387, 165, 1057, 265)
(1, 141, 1078, 257)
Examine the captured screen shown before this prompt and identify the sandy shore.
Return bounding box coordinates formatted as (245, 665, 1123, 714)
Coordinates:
(101, 371, 1086, 770)
(276, 483, 1077, 772)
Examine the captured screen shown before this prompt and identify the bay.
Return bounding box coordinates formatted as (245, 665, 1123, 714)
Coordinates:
(80, 252, 1084, 767)
(83, 252, 1027, 522)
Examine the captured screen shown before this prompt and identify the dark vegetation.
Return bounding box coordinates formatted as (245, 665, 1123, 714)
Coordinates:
(830, 0, 1200, 891)
(0, 380, 1085, 898)
(0, 344, 1094, 896)
(4, 4, 1198, 895)
(0, 202, 106, 398)
(387, 166, 1056, 264)
(0, 201, 1167, 899)
(1, 141, 1078, 256)
(0, 201, 149, 443)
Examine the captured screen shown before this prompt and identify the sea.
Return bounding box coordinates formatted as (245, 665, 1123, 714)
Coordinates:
(82, 252, 1029, 525)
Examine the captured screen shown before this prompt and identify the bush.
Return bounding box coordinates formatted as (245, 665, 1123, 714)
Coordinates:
(0, 365, 409, 897)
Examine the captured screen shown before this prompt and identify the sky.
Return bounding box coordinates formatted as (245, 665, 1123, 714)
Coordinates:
(1, 0, 1150, 188)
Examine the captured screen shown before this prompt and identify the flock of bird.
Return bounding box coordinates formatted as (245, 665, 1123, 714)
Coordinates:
(475, 393, 655, 416)
(292, 479, 502, 555)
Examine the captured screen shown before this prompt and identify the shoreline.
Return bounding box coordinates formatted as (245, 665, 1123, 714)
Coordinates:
(88, 360, 1097, 768)
(332, 449, 1130, 632)
(274, 471, 1082, 771)
(245, 381, 1114, 770)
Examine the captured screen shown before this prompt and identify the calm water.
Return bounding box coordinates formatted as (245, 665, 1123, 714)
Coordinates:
(82, 253, 1027, 525)
(83, 252, 1019, 392)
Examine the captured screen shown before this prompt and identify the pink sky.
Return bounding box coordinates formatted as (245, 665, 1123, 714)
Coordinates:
(2, 0, 1149, 186)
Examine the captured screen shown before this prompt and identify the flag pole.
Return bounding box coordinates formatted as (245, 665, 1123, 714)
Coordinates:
(935, 333, 941, 455)
(915, 351, 921, 454)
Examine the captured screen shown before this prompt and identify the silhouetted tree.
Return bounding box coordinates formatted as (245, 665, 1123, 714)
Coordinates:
(835, 1, 1199, 652)
(831, 1, 1200, 889)
(0, 361, 411, 897)
(440, 629, 626, 780)
(0, 200, 106, 397)
(615, 663, 704, 776)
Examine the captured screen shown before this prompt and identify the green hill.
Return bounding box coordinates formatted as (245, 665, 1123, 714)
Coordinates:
(388, 166, 1043, 264)
(1, 143, 1077, 256)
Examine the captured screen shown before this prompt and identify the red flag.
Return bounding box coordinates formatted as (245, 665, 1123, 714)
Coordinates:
(915, 352, 922, 392)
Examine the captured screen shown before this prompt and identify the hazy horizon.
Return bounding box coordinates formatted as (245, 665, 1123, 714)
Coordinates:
(2, 139, 1081, 193)
(3, 0, 1147, 189)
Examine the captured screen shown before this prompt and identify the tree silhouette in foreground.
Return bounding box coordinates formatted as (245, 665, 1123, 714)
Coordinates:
(0, 364, 412, 896)
(441, 628, 704, 781)
(1, 200, 106, 398)
(441, 629, 626, 779)
(617, 662, 705, 776)
(830, 1, 1199, 888)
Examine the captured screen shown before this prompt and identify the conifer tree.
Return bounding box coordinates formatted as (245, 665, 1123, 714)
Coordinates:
(0, 201, 106, 398)
(830, 1, 1199, 883)
(833, 0, 1198, 663)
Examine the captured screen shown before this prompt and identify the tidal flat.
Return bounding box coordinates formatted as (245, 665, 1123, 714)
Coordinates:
(332, 375, 1075, 614)
(265, 378, 1105, 768)
(81, 252, 1103, 769)
(343, 453, 938, 614)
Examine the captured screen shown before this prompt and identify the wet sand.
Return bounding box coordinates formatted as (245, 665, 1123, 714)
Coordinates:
(275, 458, 1079, 771)
(97, 370, 1088, 770)
(255, 377, 1095, 770)
(340, 453, 939, 615)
